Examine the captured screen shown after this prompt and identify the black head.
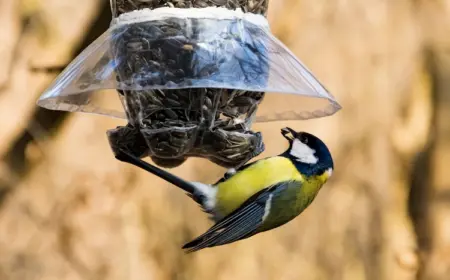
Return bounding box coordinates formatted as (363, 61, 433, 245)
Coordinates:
(280, 127, 334, 177)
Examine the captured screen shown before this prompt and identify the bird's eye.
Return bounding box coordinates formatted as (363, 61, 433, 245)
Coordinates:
(300, 135, 308, 144)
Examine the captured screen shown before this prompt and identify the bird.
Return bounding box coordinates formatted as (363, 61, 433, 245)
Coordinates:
(114, 127, 334, 253)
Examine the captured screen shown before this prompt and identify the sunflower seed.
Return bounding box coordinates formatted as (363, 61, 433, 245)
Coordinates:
(110, 0, 269, 168)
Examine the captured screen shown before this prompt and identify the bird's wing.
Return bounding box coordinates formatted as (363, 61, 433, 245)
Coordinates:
(182, 181, 290, 253)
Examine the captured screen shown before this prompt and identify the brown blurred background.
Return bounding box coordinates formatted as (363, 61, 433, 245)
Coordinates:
(1, 0, 450, 279)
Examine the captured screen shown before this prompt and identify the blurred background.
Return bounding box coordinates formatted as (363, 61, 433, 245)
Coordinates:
(0, 0, 449, 279)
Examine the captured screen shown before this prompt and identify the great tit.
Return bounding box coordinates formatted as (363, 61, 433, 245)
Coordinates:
(115, 127, 334, 253)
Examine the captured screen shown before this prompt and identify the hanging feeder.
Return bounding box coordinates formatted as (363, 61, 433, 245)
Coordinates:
(36, 2, 341, 169)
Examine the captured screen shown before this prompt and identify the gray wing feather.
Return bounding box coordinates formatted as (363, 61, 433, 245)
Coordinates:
(183, 201, 265, 253)
(183, 182, 291, 253)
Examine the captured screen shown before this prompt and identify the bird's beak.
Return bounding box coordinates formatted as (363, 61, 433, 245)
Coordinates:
(281, 127, 297, 141)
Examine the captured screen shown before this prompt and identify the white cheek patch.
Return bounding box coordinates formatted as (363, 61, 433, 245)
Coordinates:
(290, 139, 318, 164)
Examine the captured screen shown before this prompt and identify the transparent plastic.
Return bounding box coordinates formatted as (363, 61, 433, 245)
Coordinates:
(37, 7, 341, 168)
(37, 7, 341, 123)
(107, 121, 265, 168)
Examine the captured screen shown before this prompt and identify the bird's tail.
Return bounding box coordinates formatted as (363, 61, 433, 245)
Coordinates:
(115, 149, 217, 212)
(114, 149, 197, 195)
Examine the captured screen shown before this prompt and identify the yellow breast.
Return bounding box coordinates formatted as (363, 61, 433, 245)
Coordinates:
(215, 156, 303, 216)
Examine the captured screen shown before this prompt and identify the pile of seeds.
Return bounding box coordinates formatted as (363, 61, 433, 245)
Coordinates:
(107, 0, 269, 168)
